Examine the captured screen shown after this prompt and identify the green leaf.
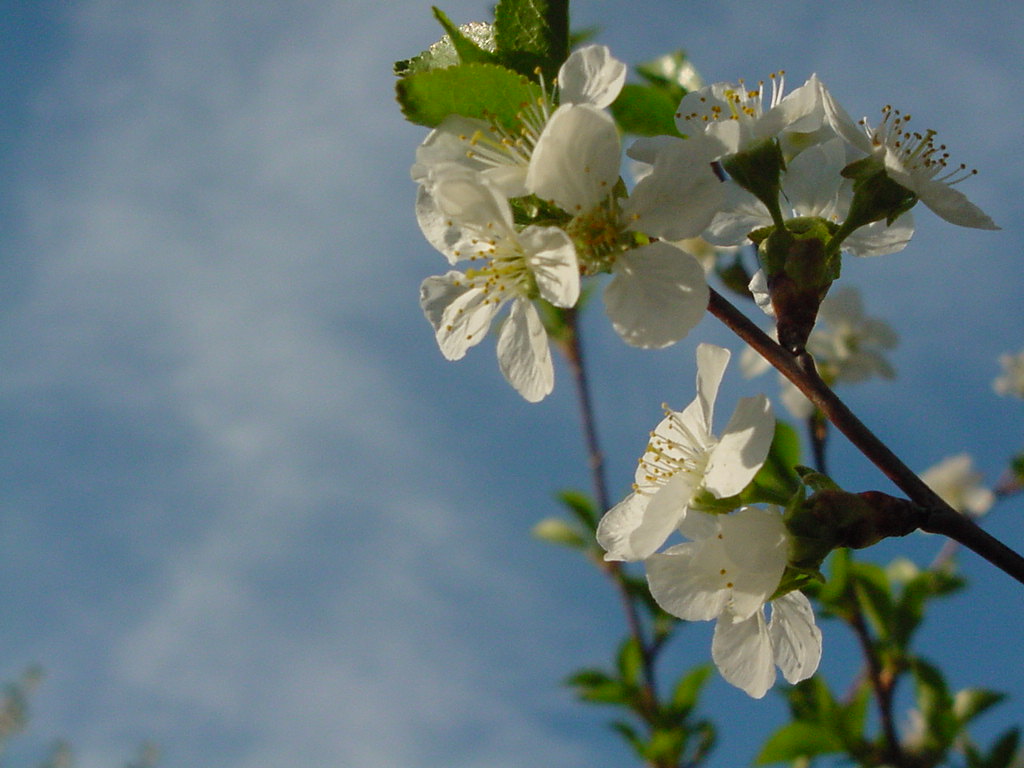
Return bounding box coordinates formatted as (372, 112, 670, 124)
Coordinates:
(671, 664, 713, 712)
(431, 7, 500, 66)
(493, 0, 569, 78)
(396, 63, 542, 129)
(555, 489, 599, 532)
(850, 561, 894, 636)
(616, 637, 644, 687)
(913, 656, 957, 749)
(954, 688, 1006, 726)
(984, 727, 1021, 768)
(643, 729, 686, 764)
(394, 20, 496, 76)
(532, 517, 587, 548)
(566, 668, 630, 705)
(610, 84, 682, 137)
(756, 721, 843, 764)
(610, 720, 646, 758)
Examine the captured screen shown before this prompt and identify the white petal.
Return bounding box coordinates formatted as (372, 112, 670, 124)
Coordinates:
(415, 185, 462, 263)
(596, 492, 649, 561)
(519, 226, 580, 308)
(420, 271, 466, 331)
(412, 115, 491, 182)
(602, 473, 694, 561)
(646, 544, 730, 621)
(768, 592, 822, 684)
(915, 177, 999, 230)
(625, 135, 679, 165)
(557, 44, 627, 108)
(844, 211, 915, 257)
(675, 509, 720, 541)
(623, 136, 726, 240)
(604, 243, 709, 349)
(526, 104, 621, 213)
(781, 138, 845, 218)
(703, 394, 774, 498)
(717, 507, 789, 619)
(694, 343, 730, 434)
(757, 74, 827, 142)
(432, 282, 502, 361)
(703, 184, 769, 248)
(430, 165, 515, 235)
(496, 299, 553, 402)
(712, 609, 776, 698)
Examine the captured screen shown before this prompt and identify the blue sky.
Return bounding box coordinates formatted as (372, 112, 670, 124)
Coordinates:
(1, 1, 1022, 766)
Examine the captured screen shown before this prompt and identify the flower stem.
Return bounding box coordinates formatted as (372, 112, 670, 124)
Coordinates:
(707, 287, 1024, 585)
(558, 307, 660, 701)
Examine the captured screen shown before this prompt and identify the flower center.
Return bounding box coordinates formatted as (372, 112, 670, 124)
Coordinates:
(677, 71, 785, 126)
(457, 238, 535, 300)
(862, 106, 978, 185)
(565, 197, 630, 274)
(633, 405, 715, 496)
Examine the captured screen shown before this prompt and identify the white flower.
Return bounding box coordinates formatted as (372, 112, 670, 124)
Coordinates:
(675, 72, 833, 159)
(596, 344, 774, 561)
(920, 454, 995, 517)
(825, 97, 999, 230)
(418, 165, 578, 402)
(741, 286, 896, 419)
(410, 45, 626, 198)
(527, 105, 721, 348)
(646, 507, 822, 698)
(705, 138, 915, 258)
(994, 350, 1024, 398)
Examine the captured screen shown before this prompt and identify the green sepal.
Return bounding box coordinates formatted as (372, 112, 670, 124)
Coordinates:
(721, 138, 785, 221)
(835, 155, 917, 237)
(396, 62, 542, 130)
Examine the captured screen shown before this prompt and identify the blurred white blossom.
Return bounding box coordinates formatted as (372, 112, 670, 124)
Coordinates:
(920, 454, 994, 517)
(742, 285, 896, 418)
(994, 351, 1024, 398)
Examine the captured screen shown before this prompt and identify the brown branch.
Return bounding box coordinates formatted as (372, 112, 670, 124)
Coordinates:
(707, 287, 1024, 586)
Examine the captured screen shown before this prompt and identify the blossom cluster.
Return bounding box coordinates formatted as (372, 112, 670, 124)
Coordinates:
(408, 40, 999, 699)
(597, 343, 820, 697)
(412, 49, 996, 401)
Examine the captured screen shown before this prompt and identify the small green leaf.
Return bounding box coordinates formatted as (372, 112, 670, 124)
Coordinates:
(396, 63, 542, 129)
(913, 656, 957, 748)
(493, 0, 569, 78)
(431, 7, 500, 66)
(984, 727, 1021, 768)
(610, 84, 682, 137)
(756, 721, 843, 764)
(610, 720, 645, 757)
(532, 517, 587, 548)
(616, 637, 644, 687)
(671, 664, 713, 712)
(394, 20, 496, 76)
(555, 489, 599, 532)
(954, 688, 1006, 726)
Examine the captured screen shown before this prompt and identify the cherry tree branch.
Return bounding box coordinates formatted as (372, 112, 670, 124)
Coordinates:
(707, 287, 1024, 586)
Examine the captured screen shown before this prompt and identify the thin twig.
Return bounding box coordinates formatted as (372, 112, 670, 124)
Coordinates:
(558, 308, 660, 703)
(707, 288, 1024, 586)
